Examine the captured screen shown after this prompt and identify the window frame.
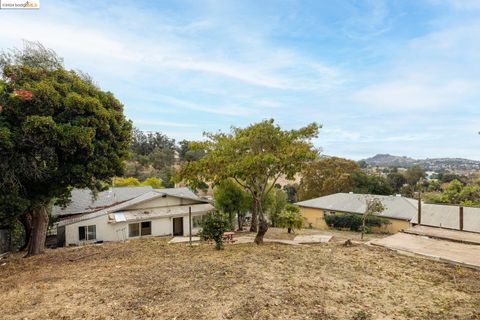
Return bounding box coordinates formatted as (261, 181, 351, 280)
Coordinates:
(128, 223, 140, 238)
(78, 225, 96, 241)
(128, 221, 152, 238)
(140, 221, 151, 236)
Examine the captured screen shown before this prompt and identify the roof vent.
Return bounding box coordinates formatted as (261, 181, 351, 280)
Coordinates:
(395, 194, 402, 197)
(349, 192, 354, 194)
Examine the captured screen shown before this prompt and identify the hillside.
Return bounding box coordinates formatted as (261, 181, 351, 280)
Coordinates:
(363, 154, 480, 171)
(1, 230, 479, 320)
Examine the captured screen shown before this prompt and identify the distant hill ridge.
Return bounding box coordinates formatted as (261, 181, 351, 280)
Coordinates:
(362, 154, 480, 171)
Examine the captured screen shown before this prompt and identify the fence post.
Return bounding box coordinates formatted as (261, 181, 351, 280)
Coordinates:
(459, 206, 464, 231)
(417, 197, 422, 225)
(189, 206, 192, 246)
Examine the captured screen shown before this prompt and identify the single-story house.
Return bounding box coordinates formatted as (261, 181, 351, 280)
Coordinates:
(411, 203, 480, 233)
(53, 186, 214, 246)
(296, 193, 418, 233)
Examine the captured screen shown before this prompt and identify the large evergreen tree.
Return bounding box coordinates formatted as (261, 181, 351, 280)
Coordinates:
(0, 42, 132, 256)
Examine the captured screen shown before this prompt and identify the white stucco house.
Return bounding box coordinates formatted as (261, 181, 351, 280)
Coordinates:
(53, 186, 214, 246)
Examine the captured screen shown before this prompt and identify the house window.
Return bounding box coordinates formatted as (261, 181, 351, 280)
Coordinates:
(141, 221, 151, 236)
(192, 215, 204, 228)
(129, 223, 140, 237)
(79, 225, 96, 241)
(129, 221, 152, 237)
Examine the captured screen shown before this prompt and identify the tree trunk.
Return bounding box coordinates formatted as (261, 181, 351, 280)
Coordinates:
(237, 211, 243, 231)
(288, 227, 292, 234)
(254, 198, 268, 244)
(25, 206, 49, 257)
(19, 211, 33, 251)
(361, 217, 366, 240)
(250, 197, 258, 232)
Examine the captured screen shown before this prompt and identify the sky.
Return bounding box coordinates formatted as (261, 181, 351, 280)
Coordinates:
(0, 0, 479, 160)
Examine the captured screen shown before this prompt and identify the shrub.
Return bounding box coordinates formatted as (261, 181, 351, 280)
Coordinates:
(324, 213, 389, 232)
(277, 204, 304, 233)
(199, 212, 230, 250)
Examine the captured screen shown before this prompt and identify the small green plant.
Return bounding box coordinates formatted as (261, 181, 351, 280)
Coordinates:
(353, 310, 371, 320)
(199, 212, 230, 250)
(277, 204, 304, 233)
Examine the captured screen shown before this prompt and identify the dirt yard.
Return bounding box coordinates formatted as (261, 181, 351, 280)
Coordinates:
(1, 229, 479, 320)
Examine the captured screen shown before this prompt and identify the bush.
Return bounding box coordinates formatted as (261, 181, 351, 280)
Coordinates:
(199, 212, 230, 250)
(277, 204, 304, 233)
(324, 213, 389, 232)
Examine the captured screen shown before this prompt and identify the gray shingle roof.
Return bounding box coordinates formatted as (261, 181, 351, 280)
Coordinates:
(296, 193, 418, 221)
(53, 186, 204, 217)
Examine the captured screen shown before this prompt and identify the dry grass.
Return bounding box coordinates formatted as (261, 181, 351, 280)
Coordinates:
(1, 230, 479, 320)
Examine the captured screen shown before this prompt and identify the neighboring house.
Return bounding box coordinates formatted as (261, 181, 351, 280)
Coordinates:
(411, 203, 480, 233)
(53, 186, 214, 246)
(296, 193, 418, 233)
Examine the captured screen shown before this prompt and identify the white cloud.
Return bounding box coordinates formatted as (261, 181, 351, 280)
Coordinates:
(353, 78, 479, 110)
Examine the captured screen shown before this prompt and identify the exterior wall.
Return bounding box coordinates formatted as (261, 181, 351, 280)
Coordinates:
(299, 207, 329, 230)
(371, 218, 411, 234)
(64, 212, 205, 246)
(299, 206, 411, 234)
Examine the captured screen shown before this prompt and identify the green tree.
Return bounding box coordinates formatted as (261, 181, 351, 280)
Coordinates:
(176, 119, 319, 244)
(277, 204, 304, 233)
(269, 188, 288, 227)
(113, 177, 141, 187)
(178, 139, 205, 162)
(404, 165, 425, 186)
(361, 197, 385, 239)
(0, 42, 131, 256)
(283, 184, 298, 203)
(199, 212, 230, 250)
(350, 172, 393, 195)
(386, 172, 407, 192)
(141, 177, 163, 189)
(298, 157, 359, 200)
(213, 179, 250, 230)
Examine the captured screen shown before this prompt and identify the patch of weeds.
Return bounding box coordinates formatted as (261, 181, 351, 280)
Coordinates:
(353, 310, 372, 320)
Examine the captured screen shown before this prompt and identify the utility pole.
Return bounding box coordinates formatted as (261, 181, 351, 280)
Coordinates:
(189, 206, 192, 246)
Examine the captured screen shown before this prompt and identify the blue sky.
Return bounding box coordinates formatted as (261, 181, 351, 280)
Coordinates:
(1, 0, 479, 160)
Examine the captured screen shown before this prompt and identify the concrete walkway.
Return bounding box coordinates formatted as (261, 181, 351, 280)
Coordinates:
(233, 234, 332, 246)
(168, 236, 201, 244)
(294, 234, 333, 244)
(169, 233, 333, 246)
(403, 225, 480, 245)
(369, 232, 480, 270)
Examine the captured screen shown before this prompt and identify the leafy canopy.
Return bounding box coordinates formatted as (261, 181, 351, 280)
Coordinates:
(177, 119, 319, 198)
(0, 41, 132, 218)
(298, 156, 359, 200)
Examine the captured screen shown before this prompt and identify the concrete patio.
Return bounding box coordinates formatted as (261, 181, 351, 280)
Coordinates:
(403, 225, 480, 245)
(369, 232, 480, 270)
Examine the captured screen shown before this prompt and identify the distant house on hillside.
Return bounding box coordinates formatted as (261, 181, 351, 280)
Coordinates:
(53, 186, 214, 246)
(296, 193, 418, 233)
